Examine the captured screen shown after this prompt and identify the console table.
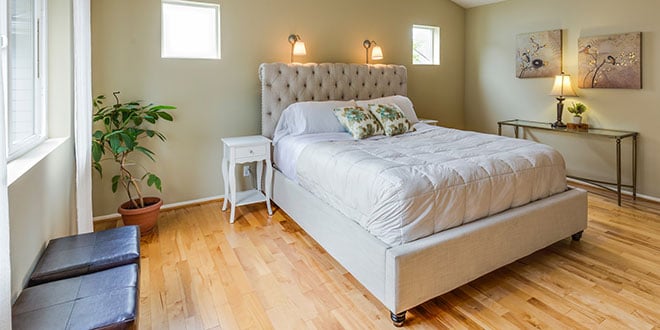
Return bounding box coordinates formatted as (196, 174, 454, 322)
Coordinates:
(498, 119, 638, 206)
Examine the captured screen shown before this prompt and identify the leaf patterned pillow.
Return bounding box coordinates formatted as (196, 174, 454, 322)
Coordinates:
(367, 103, 414, 136)
(333, 106, 384, 139)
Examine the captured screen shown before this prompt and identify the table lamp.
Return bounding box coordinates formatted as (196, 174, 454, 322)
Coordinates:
(549, 72, 577, 128)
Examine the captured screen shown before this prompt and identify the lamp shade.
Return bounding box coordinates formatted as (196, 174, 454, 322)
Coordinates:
(371, 45, 383, 60)
(292, 41, 307, 56)
(550, 73, 577, 97)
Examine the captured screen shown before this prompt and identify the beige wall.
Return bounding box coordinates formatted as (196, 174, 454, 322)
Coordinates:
(8, 0, 76, 299)
(465, 0, 660, 199)
(91, 0, 465, 215)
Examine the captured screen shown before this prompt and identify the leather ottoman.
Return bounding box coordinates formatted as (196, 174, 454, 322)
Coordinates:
(13, 264, 138, 330)
(28, 226, 140, 287)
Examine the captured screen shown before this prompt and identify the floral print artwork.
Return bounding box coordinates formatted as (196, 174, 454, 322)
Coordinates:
(578, 32, 641, 89)
(516, 30, 562, 78)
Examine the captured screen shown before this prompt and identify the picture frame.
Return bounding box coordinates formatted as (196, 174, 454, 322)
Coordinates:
(578, 32, 642, 89)
(515, 29, 563, 79)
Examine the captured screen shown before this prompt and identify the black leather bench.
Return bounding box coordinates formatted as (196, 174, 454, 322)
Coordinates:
(28, 226, 140, 286)
(13, 264, 138, 330)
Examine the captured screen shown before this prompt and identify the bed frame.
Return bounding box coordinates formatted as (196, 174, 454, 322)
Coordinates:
(259, 63, 588, 326)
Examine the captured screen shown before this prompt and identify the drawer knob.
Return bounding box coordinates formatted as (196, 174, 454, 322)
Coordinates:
(249, 150, 254, 154)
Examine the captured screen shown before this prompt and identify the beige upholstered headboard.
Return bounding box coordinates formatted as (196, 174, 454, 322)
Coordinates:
(259, 63, 407, 138)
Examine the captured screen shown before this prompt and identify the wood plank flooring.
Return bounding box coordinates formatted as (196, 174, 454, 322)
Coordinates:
(97, 189, 660, 329)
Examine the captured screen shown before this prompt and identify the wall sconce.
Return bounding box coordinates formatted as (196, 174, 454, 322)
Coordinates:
(363, 40, 383, 64)
(288, 34, 307, 63)
(549, 72, 577, 128)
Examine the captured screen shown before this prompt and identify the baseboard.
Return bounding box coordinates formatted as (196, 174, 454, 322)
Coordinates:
(566, 178, 660, 203)
(93, 195, 225, 222)
(92, 180, 659, 222)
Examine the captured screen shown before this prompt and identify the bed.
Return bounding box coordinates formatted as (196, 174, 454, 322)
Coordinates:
(259, 62, 588, 326)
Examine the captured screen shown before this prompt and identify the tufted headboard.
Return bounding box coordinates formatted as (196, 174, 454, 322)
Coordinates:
(259, 63, 407, 138)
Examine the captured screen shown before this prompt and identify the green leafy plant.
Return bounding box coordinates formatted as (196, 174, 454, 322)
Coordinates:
(567, 102, 588, 117)
(92, 91, 175, 209)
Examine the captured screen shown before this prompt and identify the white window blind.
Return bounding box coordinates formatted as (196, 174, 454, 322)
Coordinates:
(5, 0, 46, 160)
(161, 0, 221, 59)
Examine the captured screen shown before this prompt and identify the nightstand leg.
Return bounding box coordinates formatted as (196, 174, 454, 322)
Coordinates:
(222, 157, 229, 211)
(265, 160, 273, 216)
(256, 161, 263, 191)
(229, 162, 237, 223)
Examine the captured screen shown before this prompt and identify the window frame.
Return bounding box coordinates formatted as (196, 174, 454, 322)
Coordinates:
(412, 24, 440, 66)
(160, 0, 221, 60)
(3, 0, 48, 161)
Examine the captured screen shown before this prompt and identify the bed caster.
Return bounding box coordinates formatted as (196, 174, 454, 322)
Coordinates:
(390, 311, 406, 327)
(571, 231, 583, 241)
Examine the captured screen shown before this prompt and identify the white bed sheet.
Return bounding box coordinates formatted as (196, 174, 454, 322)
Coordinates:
(275, 124, 567, 246)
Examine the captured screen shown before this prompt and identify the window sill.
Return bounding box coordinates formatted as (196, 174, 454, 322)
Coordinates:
(7, 137, 69, 186)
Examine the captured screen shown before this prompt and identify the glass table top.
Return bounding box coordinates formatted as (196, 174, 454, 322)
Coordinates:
(498, 119, 638, 139)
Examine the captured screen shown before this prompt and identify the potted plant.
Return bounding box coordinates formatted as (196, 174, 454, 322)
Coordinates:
(92, 91, 175, 234)
(567, 102, 587, 124)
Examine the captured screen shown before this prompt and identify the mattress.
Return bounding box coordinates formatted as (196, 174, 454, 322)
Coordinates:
(278, 125, 567, 246)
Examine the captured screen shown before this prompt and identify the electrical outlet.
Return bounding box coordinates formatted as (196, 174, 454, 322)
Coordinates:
(243, 165, 251, 177)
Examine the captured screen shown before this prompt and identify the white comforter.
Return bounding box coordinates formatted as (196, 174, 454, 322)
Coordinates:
(294, 126, 567, 246)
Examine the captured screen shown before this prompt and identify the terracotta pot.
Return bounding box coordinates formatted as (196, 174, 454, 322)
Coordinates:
(118, 197, 163, 235)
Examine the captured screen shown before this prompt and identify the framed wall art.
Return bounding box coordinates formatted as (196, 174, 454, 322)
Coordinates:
(578, 32, 642, 89)
(515, 29, 563, 78)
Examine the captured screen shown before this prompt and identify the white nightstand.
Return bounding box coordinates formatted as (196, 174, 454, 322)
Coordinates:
(419, 118, 439, 126)
(221, 135, 273, 223)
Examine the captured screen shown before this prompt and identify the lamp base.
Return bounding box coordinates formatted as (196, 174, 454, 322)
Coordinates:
(553, 97, 567, 129)
(551, 121, 567, 128)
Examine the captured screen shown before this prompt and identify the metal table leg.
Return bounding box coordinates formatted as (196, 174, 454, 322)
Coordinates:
(633, 135, 637, 200)
(616, 138, 622, 206)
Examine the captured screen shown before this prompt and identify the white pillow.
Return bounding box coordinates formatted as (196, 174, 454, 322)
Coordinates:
(272, 100, 354, 143)
(356, 95, 419, 124)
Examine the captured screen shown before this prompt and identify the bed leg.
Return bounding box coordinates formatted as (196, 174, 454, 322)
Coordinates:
(390, 311, 406, 327)
(571, 231, 584, 241)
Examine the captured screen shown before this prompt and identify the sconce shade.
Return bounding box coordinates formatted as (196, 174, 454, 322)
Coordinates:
(288, 34, 306, 63)
(292, 41, 307, 56)
(363, 39, 383, 64)
(550, 73, 577, 97)
(371, 45, 383, 60)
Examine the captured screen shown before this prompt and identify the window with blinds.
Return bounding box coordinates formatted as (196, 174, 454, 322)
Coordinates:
(4, 0, 46, 160)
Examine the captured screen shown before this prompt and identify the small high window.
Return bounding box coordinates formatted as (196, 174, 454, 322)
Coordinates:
(412, 25, 440, 65)
(161, 0, 221, 59)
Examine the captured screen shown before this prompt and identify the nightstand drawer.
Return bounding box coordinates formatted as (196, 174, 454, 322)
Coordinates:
(235, 145, 267, 159)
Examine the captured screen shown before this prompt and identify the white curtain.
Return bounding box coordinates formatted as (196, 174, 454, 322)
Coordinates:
(73, 0, 93, 234)
(0, 37, 13, 329)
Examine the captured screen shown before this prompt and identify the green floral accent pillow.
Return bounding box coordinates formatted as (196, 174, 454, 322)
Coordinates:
(333, 106, 384, 139)
(367, 103, 414, 136)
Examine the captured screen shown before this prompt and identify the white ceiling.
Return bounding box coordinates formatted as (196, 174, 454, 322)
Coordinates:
(450, 0, 507, 8)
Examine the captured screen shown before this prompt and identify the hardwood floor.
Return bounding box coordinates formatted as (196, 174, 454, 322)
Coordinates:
(97, 189, 660, 329)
